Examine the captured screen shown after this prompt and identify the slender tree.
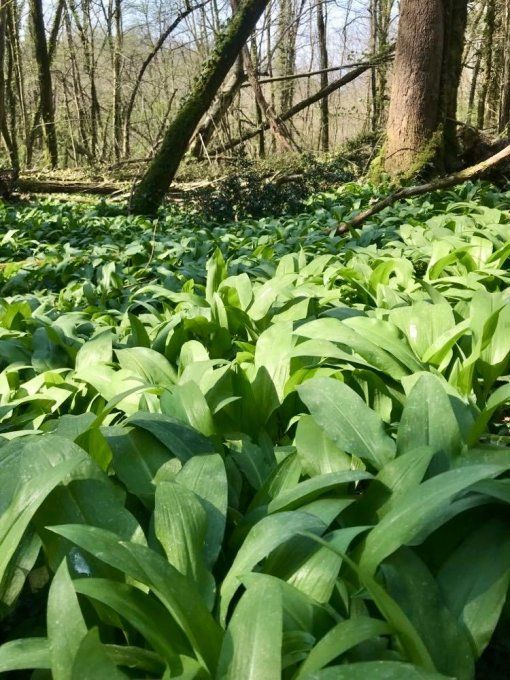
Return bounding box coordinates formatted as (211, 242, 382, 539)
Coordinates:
(30, 0, 59, 167)
(316, 0, 329, 151)
(130, 0, 270, 214)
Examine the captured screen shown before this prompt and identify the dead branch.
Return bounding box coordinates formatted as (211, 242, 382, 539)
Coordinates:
(336, 142, 510, 234)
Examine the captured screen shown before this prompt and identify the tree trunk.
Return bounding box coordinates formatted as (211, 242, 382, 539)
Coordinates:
(384, 0, 467, 177)
(29, 0, 58, 167)
(477, 0, 495, 129)
(129, 0, 270, 215)
(0, 0, 18, 170)
(316, 0, 329, 151)
(500, 0, 510, 132)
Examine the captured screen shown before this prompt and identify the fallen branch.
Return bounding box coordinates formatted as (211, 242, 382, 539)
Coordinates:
(337, 142, 510, 234)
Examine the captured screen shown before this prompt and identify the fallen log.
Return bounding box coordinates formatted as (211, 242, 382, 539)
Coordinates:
(337, 142, 510, 234)
(16, 178, 123, 196)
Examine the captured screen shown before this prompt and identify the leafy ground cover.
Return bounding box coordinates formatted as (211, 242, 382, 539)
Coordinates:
(0, 181, 510, 678)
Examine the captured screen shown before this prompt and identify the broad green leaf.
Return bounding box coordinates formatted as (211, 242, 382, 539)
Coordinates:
(294, 415, 351, 476)
(301, 661, 449, 679)
(75, 330, 113, 370)
(397, 374, 462, 457)
(50, 524, 222, 673)
(286, 526, 370, 603)
(220, 512, 326, 625)
(381, 549, 474, 679)
(0, 638, 50, 672)
(0, 458, 80, 582)
(217, 581, 282, 680)
(74, 578, 188, 665)
(71, 628, 129, 679)
(176, 454, 227, 568)
(268, 470, 371, 513)
(254, 321, 294, 400)
(47, 559, 87, 680)
(116, 346, 177, 386)
(301, 534, 436, 671)
(298, 378, 395, 469)
(297, 617, 393, 677)
(155, 481, 214, 606)
(437, 519, 510, 655)
(126, 412, 214, 462)
(360, 464, 509, 575)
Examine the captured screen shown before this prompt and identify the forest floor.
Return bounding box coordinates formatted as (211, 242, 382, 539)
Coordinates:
(0, 179, 510, 678)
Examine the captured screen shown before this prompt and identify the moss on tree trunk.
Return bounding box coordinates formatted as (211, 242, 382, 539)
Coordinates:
(382, 0, 467, 179)
(129, 0, 269, 215)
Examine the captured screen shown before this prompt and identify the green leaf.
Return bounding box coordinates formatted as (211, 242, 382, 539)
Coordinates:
(301, 534, 436, 672)
(437, 519, 510, 655)
(294, 415, 352, 476)
(397, 374, 462, 457)
(0, 457, 80, 583)
(50, 524, 222, 673)
(300, 661, 448, 679)
(155, 481, 214, 606)
(297, 617, 393, 677)
(217, 580, 282, 680)
(47, 559, 87, 680)
(298, 378, 395, 469)
(71, 628, 129, 679)
(74, 578, 188, 665)
(0, 638, 50, 672)
(75, 330, 113, 370)
(125, 412, 214, 462)
(254, 321, 294, 400)
(116, 346, 177, 387)
(286, 526, 370, 603)
(381, 549, 474, 679)
(176, 453, 227, 568)
(268, 470, 371, 513)
(220, 512, 326, 625)
(360, 464, 509, 575)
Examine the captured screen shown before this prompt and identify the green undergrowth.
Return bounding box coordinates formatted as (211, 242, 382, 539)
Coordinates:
(0, 180, 510, 679)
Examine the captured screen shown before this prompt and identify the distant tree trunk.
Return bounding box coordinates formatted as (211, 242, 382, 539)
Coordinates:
(112, 0, 123, 161)
(29, 0, 58, 167)
(243, 42, 295, 151)
(0, 0, 18, 170)
(383, 0, 468, 177)
(130, 0, 270, 215)
(189, 64, 245, 158)
(477, 0, 495, 129)
(316, 0, 329, 151)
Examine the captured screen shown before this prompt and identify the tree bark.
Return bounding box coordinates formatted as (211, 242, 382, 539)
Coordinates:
(0, 0, 18, 170)
(129, 0, 270, 215)
(29, 0, 58, 167)
(499, 0, 510, 132)
(316, 0, 329, 151)
(384, 0, 467, 177)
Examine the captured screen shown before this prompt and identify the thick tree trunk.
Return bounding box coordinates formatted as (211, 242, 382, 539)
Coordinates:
(129, 0, 270, 215)
(30, 0, 58, 167)
(499, 0, 510, 132)
(384, 0, 467, 177)
(384, 0, 445, 176)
